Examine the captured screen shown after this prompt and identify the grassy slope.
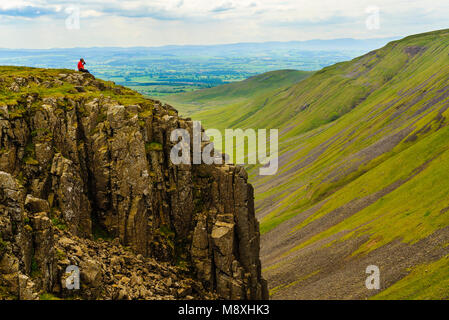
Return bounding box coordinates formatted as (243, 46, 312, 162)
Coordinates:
(163, 69, 312, 129)
(163, 29, 449, 299)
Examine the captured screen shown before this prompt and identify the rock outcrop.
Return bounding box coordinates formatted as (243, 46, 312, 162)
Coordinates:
(0, 68, 267, 300)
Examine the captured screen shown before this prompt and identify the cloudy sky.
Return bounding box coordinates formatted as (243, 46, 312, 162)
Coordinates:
(1, 0, 448, 48)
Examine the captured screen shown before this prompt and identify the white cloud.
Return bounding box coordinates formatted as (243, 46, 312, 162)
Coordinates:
(0, 0, 449, 48)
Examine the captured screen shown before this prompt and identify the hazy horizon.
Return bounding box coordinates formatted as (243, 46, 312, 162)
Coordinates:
(0, 36, 401, 50)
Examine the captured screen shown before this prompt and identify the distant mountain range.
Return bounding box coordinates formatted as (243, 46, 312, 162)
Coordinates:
(0, 37, 399, 53)
(163, 29, 449, 300)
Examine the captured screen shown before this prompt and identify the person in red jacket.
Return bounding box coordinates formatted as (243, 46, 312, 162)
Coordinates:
(77, 58, 90, 73)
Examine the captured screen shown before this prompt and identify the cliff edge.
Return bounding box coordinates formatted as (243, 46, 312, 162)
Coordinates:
(0, 67, 267, 300)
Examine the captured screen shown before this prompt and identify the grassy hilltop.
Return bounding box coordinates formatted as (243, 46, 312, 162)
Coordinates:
(164, 29, 449, 299)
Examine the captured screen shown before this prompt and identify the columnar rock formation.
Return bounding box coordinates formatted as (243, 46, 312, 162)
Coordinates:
(0, 69, 267, 300)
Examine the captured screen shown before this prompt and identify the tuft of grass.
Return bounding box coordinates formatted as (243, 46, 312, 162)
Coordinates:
(31, 257, 41, 278)
(51, 217, 67, 230)
(146, 142, 163, 152)
(23, 156, 39, 166)
(55, 249, 67, 261)
(39, 293, 61, 300)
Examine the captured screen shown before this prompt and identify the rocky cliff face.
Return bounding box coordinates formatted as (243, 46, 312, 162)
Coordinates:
(0, 67, 267, 300)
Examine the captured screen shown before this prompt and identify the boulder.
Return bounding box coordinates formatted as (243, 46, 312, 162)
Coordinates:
(25, 195, 50, 213)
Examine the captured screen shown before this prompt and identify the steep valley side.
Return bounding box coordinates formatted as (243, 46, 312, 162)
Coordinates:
(165, 29, 449, 299)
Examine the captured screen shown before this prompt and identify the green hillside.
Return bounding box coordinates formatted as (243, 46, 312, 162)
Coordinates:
(163, 69, 312, 129)
(163, 29, 449, 300)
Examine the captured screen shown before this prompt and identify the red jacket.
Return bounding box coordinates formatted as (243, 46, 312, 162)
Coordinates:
(78, 60, 84, 70)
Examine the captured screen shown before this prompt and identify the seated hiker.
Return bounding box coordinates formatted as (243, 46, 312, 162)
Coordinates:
(77, 58, 90, 73)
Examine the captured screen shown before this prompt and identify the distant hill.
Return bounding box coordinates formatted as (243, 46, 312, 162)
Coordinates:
(163, 29, 449, 299)
(163, 69, 312, 127)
